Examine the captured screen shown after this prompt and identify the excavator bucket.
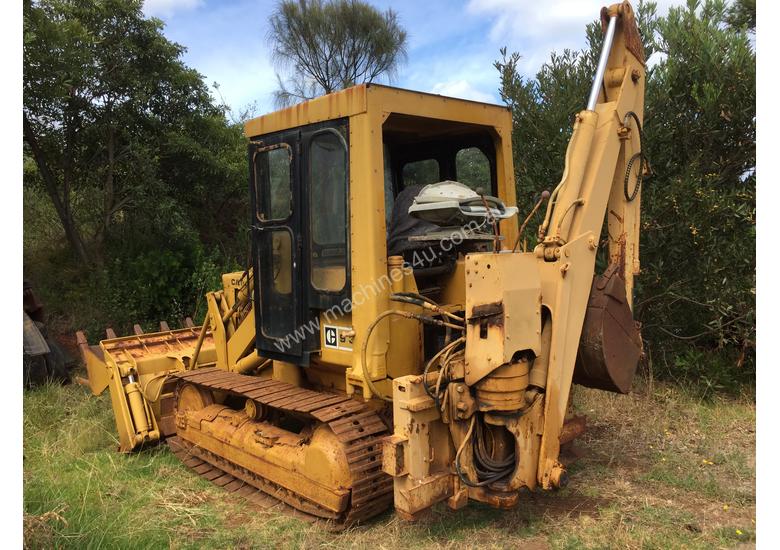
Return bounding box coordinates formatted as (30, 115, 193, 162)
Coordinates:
(77, 321, 216, 452)
(574, 263, 643, 393)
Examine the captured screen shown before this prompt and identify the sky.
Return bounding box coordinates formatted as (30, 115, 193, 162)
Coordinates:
(141, 0, 687, 116)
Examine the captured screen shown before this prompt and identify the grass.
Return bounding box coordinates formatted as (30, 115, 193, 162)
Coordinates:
(23, 376, 755, 549)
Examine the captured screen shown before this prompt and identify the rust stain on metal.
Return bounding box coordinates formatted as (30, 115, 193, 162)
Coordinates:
(559, 415, 587, 445)
(469, 301, 504, 327)
(574, 264, 642, 394)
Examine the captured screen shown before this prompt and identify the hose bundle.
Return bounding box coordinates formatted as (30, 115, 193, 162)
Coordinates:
(454, 414, 517, 488)
(360, 293, 465, 402)
(361, 292, 520, 488)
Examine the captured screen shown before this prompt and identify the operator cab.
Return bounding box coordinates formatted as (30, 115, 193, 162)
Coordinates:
(381, 114, 518, 289)
(245, 84, 518, 366)
(381, 113, 498, 217)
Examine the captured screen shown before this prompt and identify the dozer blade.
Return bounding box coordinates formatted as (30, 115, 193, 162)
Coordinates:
(171, 368, 394, 527)
(76, 332, 110, 396)
(76, 324, 216, 452)
(574, 263, 643, 394)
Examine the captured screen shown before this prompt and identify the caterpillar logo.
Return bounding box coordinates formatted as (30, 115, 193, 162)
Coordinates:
(323, 325, 353, 351)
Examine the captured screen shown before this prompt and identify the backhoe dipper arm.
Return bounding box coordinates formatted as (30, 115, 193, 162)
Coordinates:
(533, 0, 646, 487)
(538, 0, 645, 302)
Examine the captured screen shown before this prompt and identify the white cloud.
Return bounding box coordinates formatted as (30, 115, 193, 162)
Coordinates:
(143, 0, 203, 19)
(467, 0, 593, 44)
(430, 80, 496, 103)
(154, 0, 691, 116)
(466, 0, 686, 77)
(151, 0, 278, 114)
(646, 50, 668, 69)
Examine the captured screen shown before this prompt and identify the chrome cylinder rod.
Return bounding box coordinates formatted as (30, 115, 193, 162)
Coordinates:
(586, 15, 618, 111)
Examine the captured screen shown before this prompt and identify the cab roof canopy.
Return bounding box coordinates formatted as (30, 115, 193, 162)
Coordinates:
(243, 83, 512, 139)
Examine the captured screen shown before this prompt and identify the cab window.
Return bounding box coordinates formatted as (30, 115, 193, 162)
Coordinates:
(455, 147, 491, 192)
(254, 144, 292, 221)
(402, 159, 440, 187)
(309, 130, 348, 292)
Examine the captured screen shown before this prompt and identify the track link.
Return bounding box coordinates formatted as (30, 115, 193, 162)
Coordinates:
(170, 367, 393, 527)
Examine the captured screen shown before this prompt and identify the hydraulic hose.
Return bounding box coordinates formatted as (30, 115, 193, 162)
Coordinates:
(360, 310, 464, 402)
(422, 337, 465, 408)
(455, 414, 516, 487)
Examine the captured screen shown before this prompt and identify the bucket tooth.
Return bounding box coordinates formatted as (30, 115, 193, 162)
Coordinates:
(75, 330, 89, 352)
(160, 321, 170, 332)
(133, 324, 144, 335)
(106, 328, 117, 339)
(184, 317, 195, 328)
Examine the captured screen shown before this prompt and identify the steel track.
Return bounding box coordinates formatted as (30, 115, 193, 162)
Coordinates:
(168, 367, 393, 527)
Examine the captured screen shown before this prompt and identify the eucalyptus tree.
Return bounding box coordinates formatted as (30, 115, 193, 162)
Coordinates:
(268, 0, 408, 106)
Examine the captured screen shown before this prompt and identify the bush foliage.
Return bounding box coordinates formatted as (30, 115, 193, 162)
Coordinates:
(495, 0, 755, 387)
(23, 0, 247, 335)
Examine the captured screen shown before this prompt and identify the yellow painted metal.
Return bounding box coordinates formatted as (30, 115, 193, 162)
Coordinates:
(384, 0, 646, 511)
(385, 258, 423, 381)
(80, 340, 109, 396)
(79, 326, 217, 452)
(437, 258, 467, 308)
(533, 0, 645, 487)
(244, 85, 368, 138)
(463, 252, 541, 386)
(245, 84, 517, 401)
(272, 360, 303, 385)
(384, 374, 454, 518)
(226, 308, 256, 371)
(84, 0, 645, 522)
(177, 402, 352, 514)
(79, 273, 259, 452)
(345, 108, 391, 398)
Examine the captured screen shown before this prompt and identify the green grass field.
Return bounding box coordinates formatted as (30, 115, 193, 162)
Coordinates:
(23, 376, 755, 549)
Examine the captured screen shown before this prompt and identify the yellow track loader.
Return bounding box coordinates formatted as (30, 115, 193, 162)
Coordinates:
(79, 1, 646, 526)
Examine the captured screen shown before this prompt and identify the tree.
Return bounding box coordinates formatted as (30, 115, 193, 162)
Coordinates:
(495, 0, 755, 387)
(726, 0, 755, 31)
(639, 0, 755, 384)
(268, 0, 408, 106)
(23, 0, 248, 332)
(23, 0, 243, 266)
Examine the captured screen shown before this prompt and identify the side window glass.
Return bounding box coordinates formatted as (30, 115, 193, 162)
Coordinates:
(309, 130, 348, 292)
(255, 145, 292, 221)
(402, 159, 440, 187)
(455, 147, 491, 192)
(258, 229, 295, 338)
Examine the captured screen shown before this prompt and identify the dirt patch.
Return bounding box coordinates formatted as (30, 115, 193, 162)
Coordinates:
(523, 493, 612, 519)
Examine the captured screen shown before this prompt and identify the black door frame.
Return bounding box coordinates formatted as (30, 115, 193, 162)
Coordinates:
(248, 118, 351, 366)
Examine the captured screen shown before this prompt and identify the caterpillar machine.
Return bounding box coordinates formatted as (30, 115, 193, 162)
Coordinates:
(78, 0, 646, 526)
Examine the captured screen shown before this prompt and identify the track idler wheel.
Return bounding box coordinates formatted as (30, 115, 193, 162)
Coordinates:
(574, 263, 642, 394)
(176, 383, 213, 423)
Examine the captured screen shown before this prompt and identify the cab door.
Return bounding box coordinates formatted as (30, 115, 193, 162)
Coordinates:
(249, 120, 351, 365)
(249, 132, 308, 361)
